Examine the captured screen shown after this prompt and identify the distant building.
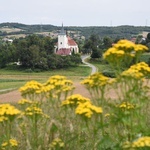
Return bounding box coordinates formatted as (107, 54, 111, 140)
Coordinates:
(55, 24, 79, 55)
(2, 37, 13, 43)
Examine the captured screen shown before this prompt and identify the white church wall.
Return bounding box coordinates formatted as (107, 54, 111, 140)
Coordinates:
(58, 35, 69, 49)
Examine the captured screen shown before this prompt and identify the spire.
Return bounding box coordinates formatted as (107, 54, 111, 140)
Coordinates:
(59, 23, 66, 35)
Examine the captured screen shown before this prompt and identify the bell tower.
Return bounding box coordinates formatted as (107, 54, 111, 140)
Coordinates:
(58, 24, 68, 50)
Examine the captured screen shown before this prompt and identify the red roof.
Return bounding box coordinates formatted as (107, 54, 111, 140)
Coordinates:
(67, 36, 77, 46)
(56, 48, 71, 55)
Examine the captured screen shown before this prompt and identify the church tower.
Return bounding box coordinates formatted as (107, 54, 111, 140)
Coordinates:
(55, 23, 79, 55)
(58, 24, 68, 50)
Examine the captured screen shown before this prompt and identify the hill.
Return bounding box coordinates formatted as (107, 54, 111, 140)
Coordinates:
(0, 22, 150, 39)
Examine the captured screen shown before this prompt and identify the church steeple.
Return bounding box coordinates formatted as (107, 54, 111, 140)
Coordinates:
(58, 23, 68, 50)
(59, 23, 66, 35)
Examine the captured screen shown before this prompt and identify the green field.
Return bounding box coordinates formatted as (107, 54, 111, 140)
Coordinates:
(0, 66, 91, 93)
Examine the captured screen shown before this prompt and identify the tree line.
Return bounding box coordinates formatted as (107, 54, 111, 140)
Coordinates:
(0, 35, 82, 70)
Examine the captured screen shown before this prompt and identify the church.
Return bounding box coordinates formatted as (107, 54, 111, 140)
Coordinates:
(55, 24, 79, 55)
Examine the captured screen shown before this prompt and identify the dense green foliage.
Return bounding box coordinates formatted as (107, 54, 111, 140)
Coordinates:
(0, 34, 82, 70)
(82, 34, 114, 59)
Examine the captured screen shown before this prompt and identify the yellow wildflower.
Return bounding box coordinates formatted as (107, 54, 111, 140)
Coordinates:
(1, 139, 18, 148)
(75, 101, 103, 118)
(44, 75, 74, 97)
(24, 106, 46, 117)
(103, 47, 125, 59)
(118, 102, 135, 110)
(19, 80, 43, 96)
(121, 62, 150, 79)
(0, 116, 8, 122)
(62, 94, 90, 106)
(50, 138, 64, 148)
(134, 44, 148, 52)
(18, 99, 32, 105)
(0, 104, 21, 120)
(105, 113, 110, 117)
(81, 72, 110, 88)
(132, 136, 150, 148)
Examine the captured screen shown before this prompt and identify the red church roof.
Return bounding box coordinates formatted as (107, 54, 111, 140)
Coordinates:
(67, 36, 77, 46)
(56, 48, 71, 55)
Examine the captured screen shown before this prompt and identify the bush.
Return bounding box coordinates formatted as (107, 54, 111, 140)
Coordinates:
(102, 69, 116, 78)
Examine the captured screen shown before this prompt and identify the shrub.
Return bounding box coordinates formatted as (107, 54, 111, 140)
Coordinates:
(102, 69, 116, 78)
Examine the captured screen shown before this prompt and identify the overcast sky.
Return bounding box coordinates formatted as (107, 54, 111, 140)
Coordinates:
(0, 0, 149, 26)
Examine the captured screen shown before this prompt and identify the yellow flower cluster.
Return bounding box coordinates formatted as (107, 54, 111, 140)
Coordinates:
(35, 84, 55, 94)
(62, 94, 90, 106)
(62, 94, 103, 118)
(121, 62, 150, 79)
(123, 136, 150, 149)
(0, 104, 21, 122)
(103, 39, 148, 61)
(132, 136, 150, 148)
(19, 80, 43, 96)
(24, 106, 44, 116)
(103, 47, 125, 60)
(81, 72, 113, 88)
(44, 75, 74, 92)
(1, 139, 18, 148)
(49, 138, 64, 148)
(134, 44, 149, 52)
(19, 75, 74, 99)
(0, 116, 8, 122)
(18, 99, 32, 105)
(118, 102, 135, 110)
(75, 101, 103, 118)
(114, 40, 135, 52)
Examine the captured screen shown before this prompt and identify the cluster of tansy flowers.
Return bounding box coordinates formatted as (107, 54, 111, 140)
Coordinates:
(123, 136, 150, 149)
(62, 94, 103, 118)
(0, 104, 21, 122)
(1, 139, 18, 149)
(19, 75, 74, 100)
(81, 72, 114, 88)
(121, 61, 150, 79)
(49, 138, 64, 149)
(103, 39, 148, 60)
(118, 101, 135, 110)
(103, 40, 149, 72)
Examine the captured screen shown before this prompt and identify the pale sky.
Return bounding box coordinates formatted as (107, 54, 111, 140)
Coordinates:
(0, 0, 149, 26)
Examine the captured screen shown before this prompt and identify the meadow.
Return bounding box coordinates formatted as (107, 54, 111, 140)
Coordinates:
(0, 66, 91, 93)
(0, 40, 150, 150)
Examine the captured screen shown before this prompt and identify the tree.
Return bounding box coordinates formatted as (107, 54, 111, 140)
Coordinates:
(15, 39, 30, 67)
(83, 34, 101, 55)
(28, 45, 40, 69)
(0, 45, 8, 68)
(102, 36, 113, 50)
(43, 36, 55, 55)
(90, 46, 102, 59)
